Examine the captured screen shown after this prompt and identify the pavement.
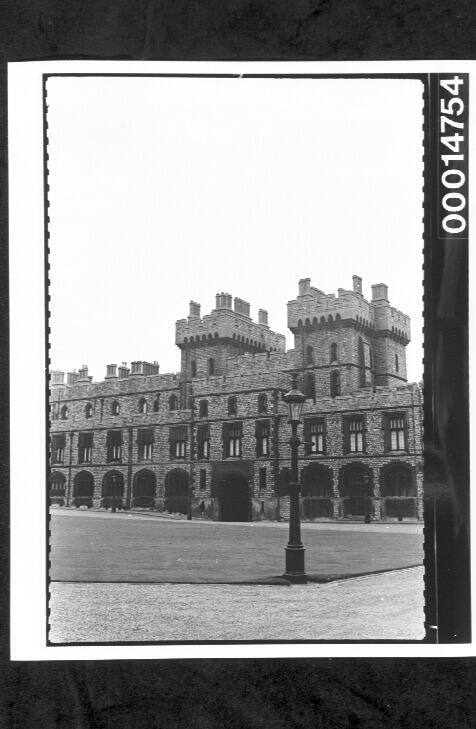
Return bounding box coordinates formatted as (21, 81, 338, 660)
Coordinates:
(49, 566, 425, 643)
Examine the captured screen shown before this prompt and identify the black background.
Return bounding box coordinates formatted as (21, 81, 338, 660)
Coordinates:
(1, 1, 475, 726)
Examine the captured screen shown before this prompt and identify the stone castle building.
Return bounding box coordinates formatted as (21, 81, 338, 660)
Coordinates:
(49, 276, 423, 521)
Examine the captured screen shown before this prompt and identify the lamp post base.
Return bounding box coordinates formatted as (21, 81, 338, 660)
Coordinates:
(283, 545, 307, 584)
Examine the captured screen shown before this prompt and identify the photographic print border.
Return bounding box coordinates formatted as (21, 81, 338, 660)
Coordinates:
(40, 68, 470, 648)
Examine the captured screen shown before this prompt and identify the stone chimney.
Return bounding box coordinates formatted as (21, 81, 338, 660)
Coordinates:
(51, 370, 64, 386)
(67, 371, 79, 386)
(189, 301, 201, 318)
(78, 365, 89, 382)
(215, 292, 233, 310)
(258, 309, 268, 326)
(298, 278, 311, 295)
(234, 297, 250, 317)
(352, 275, 363, 296)
(118, 363, 130, 379)
(371, 283, 389, 302)
(105, 364, 117, 379)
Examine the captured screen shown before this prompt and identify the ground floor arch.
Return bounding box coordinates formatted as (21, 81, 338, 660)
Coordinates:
(50, 471, 66, 505)
(380, 462, 417, 518)
(73, 470, 94, 508)
(218, 472, 250, 522)
(101, 470, 125, 509)
(301, 464, 333, 518)
(164, 469, 189, 515)
(339, 463, 373, 517)
(133, 469, 156, 508)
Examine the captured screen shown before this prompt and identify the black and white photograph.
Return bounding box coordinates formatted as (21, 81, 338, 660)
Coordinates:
(7, 61, 472, 657)
(44, 72, 426, 644)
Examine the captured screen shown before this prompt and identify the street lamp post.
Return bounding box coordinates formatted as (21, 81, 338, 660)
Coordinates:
(282, 372, 307, 584)
(111, 473, 117, 513)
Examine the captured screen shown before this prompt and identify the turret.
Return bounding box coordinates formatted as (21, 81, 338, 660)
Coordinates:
(176, 293, 285, 380)
(287, 275, 411, 395)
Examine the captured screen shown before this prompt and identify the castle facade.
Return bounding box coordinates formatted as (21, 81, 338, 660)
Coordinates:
(50, 276, 423, 522)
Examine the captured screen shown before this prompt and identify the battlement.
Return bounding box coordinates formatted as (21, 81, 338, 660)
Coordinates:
(52, 361, 165, 397)
(287, 275, 411, 342)
(176, 294, 286, 352)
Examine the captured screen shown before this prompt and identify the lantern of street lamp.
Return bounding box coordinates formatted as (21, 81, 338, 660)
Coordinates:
(283, 375, 306, 424)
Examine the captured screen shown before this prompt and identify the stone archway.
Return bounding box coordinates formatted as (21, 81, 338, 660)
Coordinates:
(381, 462, 416, 518)
(301, 464, 333, 519)
(339, 463, 373, 517)
(133, 469, 156, 508)
(102, 470, 124, 509)
(73, 470, 94, 508)
(218, 472, 250, 522)
(164, 469, 189, 515)
(50, 471, 66, 506)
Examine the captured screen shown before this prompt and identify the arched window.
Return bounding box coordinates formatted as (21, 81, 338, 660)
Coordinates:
(330, 343, 338, 363)
(85, 403, 93, 419)
(208, 358, 215, 376)
(112, 401, 120, 416)
(304, 373, 315, 401)
(306, 346, 314, 365)
(191, 360, 197, 378)
(228, 396, 237, 416)
(381, 464, 415, 497)
(199, 400, 208, 418)
(138, 398, 147, 414)
(330, 370, 341, 398)
(60, 405, 68, 420)
(257, 393, 267, 414)
(395, 353, 399, 372)
(169, 394, 178, 411)
(153, 397, 159, 412)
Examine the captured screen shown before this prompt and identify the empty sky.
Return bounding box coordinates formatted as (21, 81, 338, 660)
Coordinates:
(47, 75, 424, 382)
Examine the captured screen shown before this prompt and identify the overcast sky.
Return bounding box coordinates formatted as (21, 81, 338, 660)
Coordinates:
(47, 75, 424, 382)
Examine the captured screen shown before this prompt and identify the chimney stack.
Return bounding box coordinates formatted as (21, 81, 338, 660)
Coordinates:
(258, 309, 268, 326)
(78, 365, 89, 381)
(298, 278, 311, 296)
(371, 283, 389, 302)
(67, 371, 79, 386)
(215, 292, 233, 310)
(105, 364, 117, 379)
(51, 370, 64, 386)
(118, 363, 130, 379)
(234, 297, 251, 318)
(352, 275, 363, 295)
(189, 301, 201, 318)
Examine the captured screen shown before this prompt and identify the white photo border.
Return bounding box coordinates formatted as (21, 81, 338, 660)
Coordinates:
(9, 60, 475, 661)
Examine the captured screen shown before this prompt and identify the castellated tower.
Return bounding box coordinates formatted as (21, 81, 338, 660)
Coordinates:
(175, 294, 286, 382)
(287, 275, 411, 397)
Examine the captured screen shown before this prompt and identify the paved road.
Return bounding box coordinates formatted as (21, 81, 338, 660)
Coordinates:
(49, 566, 425, 643)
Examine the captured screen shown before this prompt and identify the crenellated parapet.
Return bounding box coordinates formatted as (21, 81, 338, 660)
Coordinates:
(176, 295, 286, 353)
(287, 276, 410, 343)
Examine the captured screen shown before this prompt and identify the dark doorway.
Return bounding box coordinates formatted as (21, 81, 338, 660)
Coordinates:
(340, 464, 372, 518)
(164, 469, 189, 515)
(302, 464, 333, 519)
(73, 470, 94, 508)
(219, 473, 250, 522)
(102, 470, 124, 509)
(133, 469, 156, 508)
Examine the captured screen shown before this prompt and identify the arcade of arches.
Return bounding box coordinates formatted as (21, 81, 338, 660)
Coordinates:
(50, 461, 418, 520)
